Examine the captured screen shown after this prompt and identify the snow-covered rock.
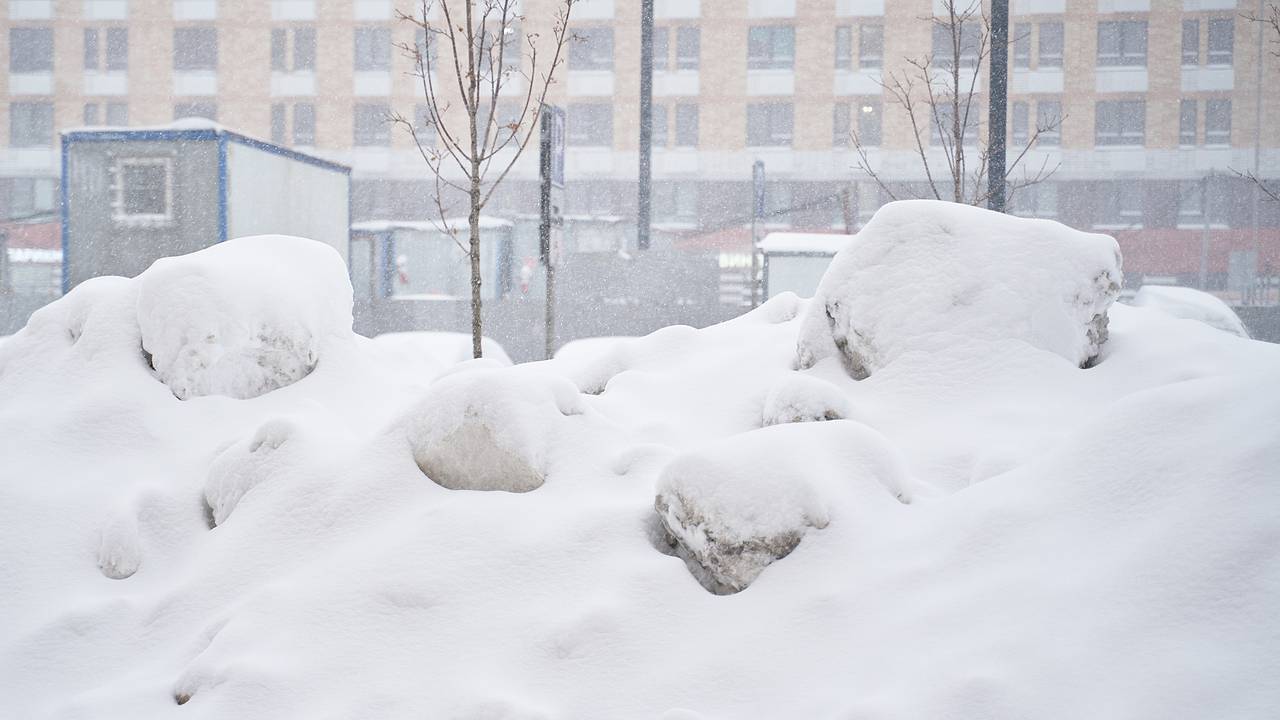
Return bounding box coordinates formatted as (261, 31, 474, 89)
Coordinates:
(204, 417, 300, 526)
(401, 368, 585, 492)
(655, 421, 912, 593)
(1131, 285, 1249, 338)
(761, 372, 851, 426)
(797, 200, 1122, 377)
(136, 235, 354, 400)
(96, 505, 142, 580)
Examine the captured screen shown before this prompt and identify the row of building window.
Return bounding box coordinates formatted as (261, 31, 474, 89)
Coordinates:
(7, 17, 1237, 77)
(4, 98, 1235, 150)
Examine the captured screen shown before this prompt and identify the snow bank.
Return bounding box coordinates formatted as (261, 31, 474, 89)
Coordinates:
(1131, 285, 1249, 338)
(137, 235, 354, 400)
(400, 367, 585, 492)
(797, 200, 1122, 377)
(655, 421, 912, 593)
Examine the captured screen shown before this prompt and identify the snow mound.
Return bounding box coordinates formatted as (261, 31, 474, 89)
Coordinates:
(797, 200, 1122, 377)
(401, 368, 585, 492)
(655, 421, 912, 593)
(1131, 285, 1249, 338)
(761, 372, 851, 426)
(204, 417, 300, 526)
(136, 236, 354, 400)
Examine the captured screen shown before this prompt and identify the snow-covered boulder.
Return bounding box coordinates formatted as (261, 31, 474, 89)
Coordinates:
(797, 200, 1122, 378)
(761, 373, 851, 426)
(1131, 285, 1249, 338)
(204, 417, 301, 526)
(655, 421, 913, 593)
(136, 235, 354, 400)
(402, 368, 585, 492)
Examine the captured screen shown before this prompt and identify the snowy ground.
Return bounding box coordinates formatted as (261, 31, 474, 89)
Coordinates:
(2, 210, 1279, 719)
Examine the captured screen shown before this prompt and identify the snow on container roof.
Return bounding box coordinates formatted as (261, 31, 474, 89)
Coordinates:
(759, 232, 853, 256)
(61, 120, 350, 175)
(350, 217, 515, 233)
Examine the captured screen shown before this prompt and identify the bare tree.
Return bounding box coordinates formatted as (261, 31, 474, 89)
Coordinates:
(1232, 1, 1279, 202)
(393, 0, 574, 358)
(849, 0, 1060, 208)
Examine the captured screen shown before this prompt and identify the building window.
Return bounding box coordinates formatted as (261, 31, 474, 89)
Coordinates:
(857, 99, 881, 146)
(746, 102, 793, 146)
(107, 102, 127, 126)
(173, 102, 216, 120)
(1205, 98, 1231, 145)
(1179, 99, 1197, 146)
(747, 26, 795, 70)
(676, 27, 700, 70)
(1207, 18, 1233, 66)
(933, 102, 979, 146)
(835, 26, 852, 69)
(174, 27, 218, 70)
(353, 103, 390, 145)
(1097, 21, 1146, 67)
(652, 27, 669, 71)
(294, 103, 315, 145)
(1013, 23, 1031, 70)
(675, 103, 698, 147)
(85, 29, 100, 70)
(1095, 100, 1144, 146)
(567, 103, 613, 146)
(1011, 182, 1058, 219)
(412, 104, 440, 149)
(1095, 181, 1143, 227)
(1037, 100, 1061, 146)
(1011, 101, 1029, 145)
(84, 103, 100, 125)
(651, 105, 668, 148)
(10, 103, 54, 147)
(1178, 179, 1231, 227)
(1181, 20, 1199, 65)
(859, 24, 883, 69)
(569, 27, 613, 70)
(354, 26, 391, 71)
(273, 26, 316, 71)
(112, 157, 173, 226)
(10, 28, 54, 72)
(1038, 21, 1063, 68)
(271, 104, 287, 143)
(833, 103, 850, 147)
(932, 22, 981, 69)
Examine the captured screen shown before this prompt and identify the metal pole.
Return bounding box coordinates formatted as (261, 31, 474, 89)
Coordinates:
(1251, 0, 1264, 304)
(750, 160, 765, 308)
(637, 0, 654, 250)
(1199, 172, 1211, 290)
(987, 0, 1009, 212)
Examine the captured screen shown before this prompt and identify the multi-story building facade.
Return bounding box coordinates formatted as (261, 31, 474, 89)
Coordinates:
(2, 0, 1279, 301)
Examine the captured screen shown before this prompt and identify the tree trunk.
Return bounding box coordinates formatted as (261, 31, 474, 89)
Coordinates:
(469, 164, 483, 359)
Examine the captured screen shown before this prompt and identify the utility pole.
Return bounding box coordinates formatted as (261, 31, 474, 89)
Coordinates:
(987, 0, 1009, 212)
(637, 0, 654, 250)
(1199, 171, 1213, 291)
(750, 160, 765, 308)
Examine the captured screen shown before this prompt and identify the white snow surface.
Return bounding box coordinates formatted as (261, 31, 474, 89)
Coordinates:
(798, 200, 1123, 377)
(1131, 284, 1250, 338)
(758, 232, 851, 255)
(2, 222, 1280, 719)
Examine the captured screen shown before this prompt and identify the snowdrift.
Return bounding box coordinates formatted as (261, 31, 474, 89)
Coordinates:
(2, 204, 1278, 719)
(1131, 284, 1250, 338)
(797, 200, 1122, 377)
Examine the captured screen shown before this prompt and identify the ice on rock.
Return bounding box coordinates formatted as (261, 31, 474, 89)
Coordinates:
(97, 506, 142, 580)
(655, 421, 912, 593)
(204, 417, 300, 526)
(135, 235, 355, 400)
(797, 200, 1123, 378)
(402, 368, 585, 492)
(761, 372, 851, 426)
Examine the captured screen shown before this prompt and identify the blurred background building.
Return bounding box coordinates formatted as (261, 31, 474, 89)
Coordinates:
(2, 0, 1279, 341)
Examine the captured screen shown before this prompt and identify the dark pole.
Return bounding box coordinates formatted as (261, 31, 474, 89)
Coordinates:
(987, 0, 1009, 212)
(539, 107, 555, 359)
(637, 0, 654, 249)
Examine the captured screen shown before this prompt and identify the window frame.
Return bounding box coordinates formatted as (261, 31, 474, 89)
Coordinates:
(111, 156, 175, 227)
